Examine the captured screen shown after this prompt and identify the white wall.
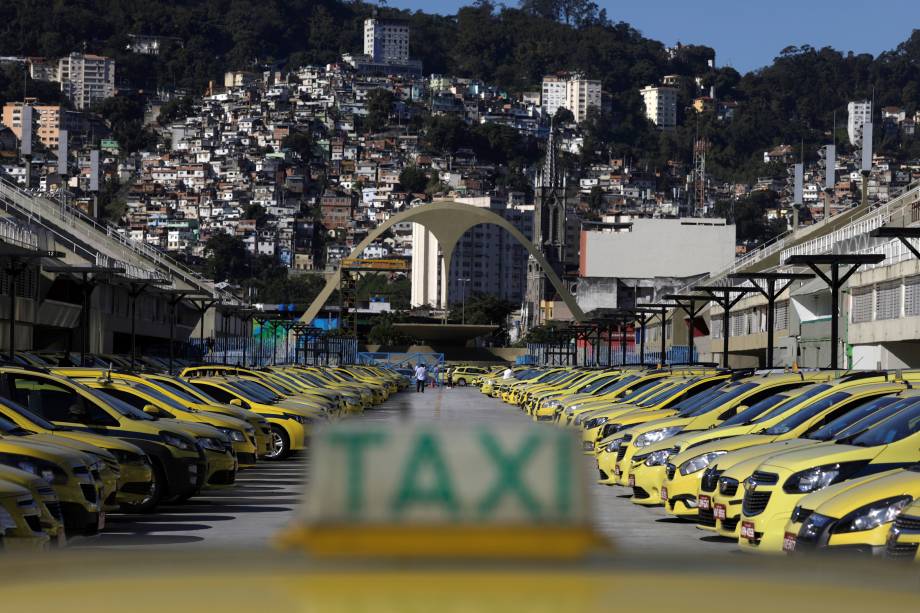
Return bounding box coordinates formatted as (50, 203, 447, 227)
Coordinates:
(582, 218, 735, 278)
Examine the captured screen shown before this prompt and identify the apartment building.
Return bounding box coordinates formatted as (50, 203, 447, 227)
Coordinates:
(541, 76, 568, 117)
(1, 100, 72, 148)
(363, 18, 410, 64)
(639, 85, 678, 130)
(57, 53, 116, 110)
(541, 75, 601, 122)
(848, 100, 872, 147)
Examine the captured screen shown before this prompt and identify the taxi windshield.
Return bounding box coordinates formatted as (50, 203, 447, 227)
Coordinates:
(848, 401, 920, 447)
(759, 391, 852, 435)
(594, 374, 639, 396)
(669, 383, 728, 413)
(720, 394, 789, 426)
(580, 374, 619, 393)
(0, 397, 58, 431)
(808, 396, 901, 441)
(0, 412, 31, 435)
(635, 380, 698, 408)
(149, 378, 204, 404)
(619, 380, 667, 403)
(91, 389, 156, 421)
(748, 385, 832, 423)
(678, 383, 757, 417)
(229, 380, 280, 403)
(124, 382, 194, 413)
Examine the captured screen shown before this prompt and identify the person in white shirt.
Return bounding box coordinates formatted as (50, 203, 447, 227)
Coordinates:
(414, 363, 428, 393)
(502, 367, 513, 380)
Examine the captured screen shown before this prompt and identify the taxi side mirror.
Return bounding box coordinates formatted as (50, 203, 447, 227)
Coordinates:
(229, 398, 243, 407)
(143, 404, 164, 417)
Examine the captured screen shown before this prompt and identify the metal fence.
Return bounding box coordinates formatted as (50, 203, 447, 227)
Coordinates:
(358, 352, 445, 368)
(190, 334, 358, 366)
(526, 343, 698, 367)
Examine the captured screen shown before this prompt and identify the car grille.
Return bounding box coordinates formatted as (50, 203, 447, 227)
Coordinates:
(719, 478, 739, 497)
(80, 483, 98, 503)
(24, 514, 42, 532)
(894, 514, 920, 532)
(45, 500, 63, 521)
(742, 490, 772, 516)
(601, 424, 619, 438)
(750, 471, 779, 486)
(598, 468, 608, 480)
(886, 541, 919, 560)
(616, 446, 628, 461)
(698, 507, 716, 527)
(791, 507, 813, 524)
(701, 468, 723, 493)
(665, 463, 676, 480)
(632, 486, 650, 499)
(722, 517, 740, 532)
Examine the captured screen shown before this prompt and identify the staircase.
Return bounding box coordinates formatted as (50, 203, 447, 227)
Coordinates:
(0, 177, 233, 301)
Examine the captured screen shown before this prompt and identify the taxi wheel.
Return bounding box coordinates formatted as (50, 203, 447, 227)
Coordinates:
(120, 462, 164, 514)
(266, 425, 291, 460)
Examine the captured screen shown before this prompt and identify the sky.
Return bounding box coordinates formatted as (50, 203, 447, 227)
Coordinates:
(384, 0, 918, 74)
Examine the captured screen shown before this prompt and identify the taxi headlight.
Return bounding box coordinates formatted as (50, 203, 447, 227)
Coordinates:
(283, 413, 308, 424)
(604, 439, 624, 453)
(0, 453, 68, 484)
(799, 512, 833, 540)
(634, 426, 684, 449)
(160, 431, 195, 451)
(584, 416, 608, 430)
(782, 463, 865, 494)
(642, 449, 672, 467)
(218, 428, 247, 442)
(198, 437, 226, 452)
(679, 451, 727, 476)
(832, 496, 912, 533)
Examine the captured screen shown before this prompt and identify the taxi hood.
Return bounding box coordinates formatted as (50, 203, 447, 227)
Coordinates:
(756, 443, 877, 473)
(798, 469, 906, 516)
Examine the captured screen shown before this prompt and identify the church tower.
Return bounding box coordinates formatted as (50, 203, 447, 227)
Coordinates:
(525, 124, 568, 328)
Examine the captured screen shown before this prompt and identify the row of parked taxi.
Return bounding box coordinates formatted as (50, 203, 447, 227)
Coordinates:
(0, 361, 405, 550)
(478, 365, 920, 560)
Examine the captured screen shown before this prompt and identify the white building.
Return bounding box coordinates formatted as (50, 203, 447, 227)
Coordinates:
(542, 75, 601, 122)
(565, 77, 602, 122)
(639, 85, 678, 130)
(410, 199, 533, 308)
(57, 53, 115, 110)
(848, 100, 872, 146)
(363, 18, 410, 64)
(541, 76, 568, 117)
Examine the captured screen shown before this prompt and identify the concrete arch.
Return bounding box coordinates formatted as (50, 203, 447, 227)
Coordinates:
(301, 201, 584, 325)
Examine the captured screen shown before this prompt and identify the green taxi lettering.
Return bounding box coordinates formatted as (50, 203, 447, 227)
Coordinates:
(392, 432, 458, 517)
(477, 431, 541, 518)
(327, 430, 387, 516)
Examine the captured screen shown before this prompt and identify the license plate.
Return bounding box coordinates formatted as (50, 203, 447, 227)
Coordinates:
(714, 503, 726, 520)
(97, 511, 106, 531)
(699, 495, 711, 510)
(783, 532, 797, 553)
(661, 486, 668, 501)
(614, 465, 621, 477)
(740, 521, 756, 540)
(628, 474, 635, 488)
(583, 441, 594, 451)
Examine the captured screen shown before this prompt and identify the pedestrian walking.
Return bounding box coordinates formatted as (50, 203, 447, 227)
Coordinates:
(445, 365, 453, 388)
(431, 363, 440, 388)
(415, 362, 427, 393)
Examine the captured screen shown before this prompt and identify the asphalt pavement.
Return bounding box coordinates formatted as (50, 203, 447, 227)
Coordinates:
(76, 385, 735, 554)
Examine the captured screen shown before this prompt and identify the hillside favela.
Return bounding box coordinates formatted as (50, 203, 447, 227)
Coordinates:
(0, 1, 919, 610)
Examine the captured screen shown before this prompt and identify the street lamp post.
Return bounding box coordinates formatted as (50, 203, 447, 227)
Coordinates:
(458, 278, 471, 324)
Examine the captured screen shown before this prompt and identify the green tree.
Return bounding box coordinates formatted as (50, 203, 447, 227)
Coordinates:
(365, 88, 395, 132)
(281, 130, 314, 161)
(204, 233, 250, 282)
(399, 166, 430, 193)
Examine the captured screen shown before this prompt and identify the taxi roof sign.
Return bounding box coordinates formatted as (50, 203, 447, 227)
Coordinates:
(280, 422, 606, 558)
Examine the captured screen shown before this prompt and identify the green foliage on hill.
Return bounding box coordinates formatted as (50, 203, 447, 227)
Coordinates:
(4, 2, 920, 179)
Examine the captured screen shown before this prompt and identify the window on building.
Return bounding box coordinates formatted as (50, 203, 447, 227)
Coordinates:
(774, 301, 789, 330)
(851, 286, 873, 323)
(875, 280, 901, 320)
(905, 275, 920, 316)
